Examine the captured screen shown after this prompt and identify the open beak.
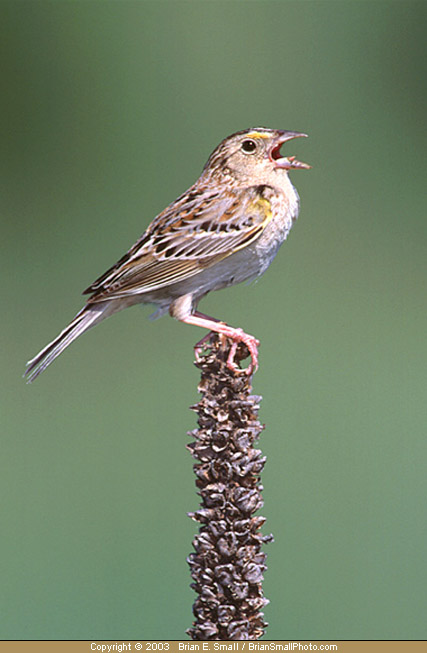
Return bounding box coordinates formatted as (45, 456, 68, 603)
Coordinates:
(270, 131, 311, 170)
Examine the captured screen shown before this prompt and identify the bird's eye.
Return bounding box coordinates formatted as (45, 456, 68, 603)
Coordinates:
(241, 139, 257, 153)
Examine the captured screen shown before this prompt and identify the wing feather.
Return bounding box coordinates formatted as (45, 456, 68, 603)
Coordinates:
(86, 185, 274, 300)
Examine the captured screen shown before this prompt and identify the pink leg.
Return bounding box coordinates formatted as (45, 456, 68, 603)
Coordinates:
(192, 311, 222, 362)
(182, 311, 259, 375)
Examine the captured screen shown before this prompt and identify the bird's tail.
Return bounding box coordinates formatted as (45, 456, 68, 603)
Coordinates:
(24, 303, 112, 383)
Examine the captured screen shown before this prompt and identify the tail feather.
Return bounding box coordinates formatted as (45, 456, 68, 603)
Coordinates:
(24, 304, 110, 383)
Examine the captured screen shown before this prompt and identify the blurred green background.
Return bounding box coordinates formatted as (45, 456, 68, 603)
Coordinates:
(1, 0, 426, 641)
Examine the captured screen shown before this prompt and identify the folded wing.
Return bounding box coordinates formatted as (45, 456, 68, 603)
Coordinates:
(85, 185, 274, 301)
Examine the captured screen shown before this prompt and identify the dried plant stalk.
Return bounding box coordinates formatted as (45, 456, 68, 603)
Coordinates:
(187, 333, 273, 640)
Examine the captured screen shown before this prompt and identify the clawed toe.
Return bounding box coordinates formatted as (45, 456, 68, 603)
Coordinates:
(193, 330, 259, 375)
(185, 312, 259, 375)
(226, 334, 259, 376)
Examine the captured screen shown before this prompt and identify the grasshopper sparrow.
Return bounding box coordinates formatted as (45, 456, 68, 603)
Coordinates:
(25, 127, 309, 382)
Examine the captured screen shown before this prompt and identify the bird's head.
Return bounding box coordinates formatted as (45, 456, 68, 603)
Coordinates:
(203, 127, 310, 184)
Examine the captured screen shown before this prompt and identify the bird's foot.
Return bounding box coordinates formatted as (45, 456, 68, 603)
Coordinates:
(178, 309, 259, 375)
(194, 328, 259, 375)
(224, 328, 259, 376)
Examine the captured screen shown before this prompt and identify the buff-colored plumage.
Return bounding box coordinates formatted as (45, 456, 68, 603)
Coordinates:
(25, 127, 309, 382)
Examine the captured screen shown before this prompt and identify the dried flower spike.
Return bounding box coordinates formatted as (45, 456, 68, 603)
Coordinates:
(187, 334, 273, 640)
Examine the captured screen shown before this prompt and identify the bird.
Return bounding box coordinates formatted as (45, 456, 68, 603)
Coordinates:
(24, 127, 310, 383)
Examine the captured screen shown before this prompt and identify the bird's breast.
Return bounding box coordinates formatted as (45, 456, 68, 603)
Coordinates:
(254, 183, 299, 262)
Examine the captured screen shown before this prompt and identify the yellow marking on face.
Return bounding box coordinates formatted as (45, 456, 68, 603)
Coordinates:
(245, 131, 270, 140)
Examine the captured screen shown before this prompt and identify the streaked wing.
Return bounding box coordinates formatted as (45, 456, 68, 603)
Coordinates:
(85, 184, 274, 300)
